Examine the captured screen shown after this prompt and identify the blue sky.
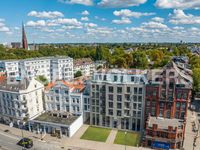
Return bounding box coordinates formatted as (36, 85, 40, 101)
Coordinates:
(0, 0, 200, 43)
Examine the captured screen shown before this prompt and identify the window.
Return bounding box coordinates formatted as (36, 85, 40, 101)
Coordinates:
(56, 97, 59, 101)
(139, 88, 143, 94)
(109, 94, 113, 101)
(127, 87, 130, 93)
(109, 109, 113, 115)
(131, 76, 135, 82)
(114, 76, 118, 82)
(120, 76, 123, 82)
(109, 86, 113, 93)
(109, 102, 113, 108)
(117, 110, 121, 116)
(117, 95, 122, 102)
(134, 88, 137, 94)
(138, 96, 142, 102)
(117, 103, 122, 109)
(117, 87, 122, 93)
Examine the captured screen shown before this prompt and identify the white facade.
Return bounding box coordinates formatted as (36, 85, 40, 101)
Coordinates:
(0, 78, 44, 125)
(74, 58, 95, 76)
(28, 112, 83, 138)
(45, 81, 85, 115)
(90, 69, 147, 132)
(0, 56, 74, 82)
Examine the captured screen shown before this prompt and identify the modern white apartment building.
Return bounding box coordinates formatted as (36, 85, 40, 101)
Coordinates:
(0, 56, 74, 82)
(44, 80, 86, 116)
(90, 69, 147, 132)
(74, 58, 95, 76)
(0, 77, 44, 126)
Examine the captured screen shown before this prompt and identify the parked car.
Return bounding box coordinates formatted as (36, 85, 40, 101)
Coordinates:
(17, 138, 33, 149)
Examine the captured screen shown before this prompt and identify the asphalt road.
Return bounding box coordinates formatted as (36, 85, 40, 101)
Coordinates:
(0, 131, 22, 150)
(0, 130, 62, 150)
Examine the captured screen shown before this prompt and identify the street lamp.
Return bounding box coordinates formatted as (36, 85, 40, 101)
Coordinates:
(125, 131, 127, 150)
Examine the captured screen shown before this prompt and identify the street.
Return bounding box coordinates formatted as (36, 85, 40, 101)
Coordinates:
(0, 130, 61, 150)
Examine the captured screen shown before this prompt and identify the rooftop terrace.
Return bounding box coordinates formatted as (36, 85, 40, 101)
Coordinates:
(34, 112, 79, 126)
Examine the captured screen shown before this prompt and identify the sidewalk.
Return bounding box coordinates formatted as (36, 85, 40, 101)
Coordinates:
(106, 129, 117, 144)
(184, 110, 200, 150)
(0, 123, 151, 150)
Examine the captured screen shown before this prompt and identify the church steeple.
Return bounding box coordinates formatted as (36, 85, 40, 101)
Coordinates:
(22, 22, 28, 50)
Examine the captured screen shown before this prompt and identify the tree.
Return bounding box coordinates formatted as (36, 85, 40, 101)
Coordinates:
(74, 71, 82, 78)
(193, 68, 200, 93)
(132, 51, 148, 69)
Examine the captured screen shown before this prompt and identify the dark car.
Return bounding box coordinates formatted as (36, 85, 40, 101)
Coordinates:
(17, 138, 33, 149)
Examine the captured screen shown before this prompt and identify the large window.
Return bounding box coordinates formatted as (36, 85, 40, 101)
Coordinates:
(117, 95, 122, 102)
(117, 87, 122, 93)
(108, 86, 113, 93)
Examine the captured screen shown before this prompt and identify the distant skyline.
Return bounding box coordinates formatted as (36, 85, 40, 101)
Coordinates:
(0, 0, 200, 44)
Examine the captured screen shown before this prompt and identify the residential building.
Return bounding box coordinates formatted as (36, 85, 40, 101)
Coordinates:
(29, 79, 88, 138)
(145, 62, 192, 120)
(0, 77, 44, 126)
(44, 80, 85, 116)
(0, 56, 74, 82)
(144, 116, 185, 149)
(11, 42, 21, 49)
(144, 62, 193, 149)
(90, 69, 148, 132)
(74, 58, 95, 76)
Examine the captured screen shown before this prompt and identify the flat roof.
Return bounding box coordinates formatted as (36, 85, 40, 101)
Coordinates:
(34, 112, 79, 126)
(147, 117, 183, 130)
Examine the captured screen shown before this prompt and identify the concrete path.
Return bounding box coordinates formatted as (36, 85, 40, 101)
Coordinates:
(72, 124, 89, 139)
(184, 110, 200, 150)
(106, 129, 117, 144)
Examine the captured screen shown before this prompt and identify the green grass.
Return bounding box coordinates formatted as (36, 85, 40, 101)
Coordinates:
(114, 131, 140, 147)
(81, 126, 111, 142)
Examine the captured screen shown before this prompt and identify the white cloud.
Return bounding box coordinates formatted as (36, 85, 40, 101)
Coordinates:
(62, 25, 83, 30)
(81, 17, 89, 21)
(0, 26, 10, 32)
(151, 17, 164, 23)
(173, 26, 184, 30)
(113, 9, 155, 18)
(41, 28, 55, 32)
(112, 17, 131, 24)
(56, 18, 82, 26)
(85, 23, 98, 28)
(81, 10, 89, 15)
(155, 0, 200, 9)
(58, 0, 93, 6)
(26, 20, 46, 27)
(28, 11, 64, 19)
(0, 19, 10, 32)
(98, 0, 147, 8)
(142, 21, 168, 29)
(169, 9, 200, 24)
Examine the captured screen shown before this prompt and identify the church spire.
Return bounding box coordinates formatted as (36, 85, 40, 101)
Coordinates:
(22, 22, 28, 49)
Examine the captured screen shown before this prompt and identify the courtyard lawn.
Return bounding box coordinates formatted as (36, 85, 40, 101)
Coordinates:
(114, 130, 140, 147)
(81, 126, 111, 142)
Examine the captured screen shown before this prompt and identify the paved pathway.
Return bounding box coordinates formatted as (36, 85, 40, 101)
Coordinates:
(106, 129, 117, 144)
(184, 110, 200, 150)
(72, 124, 89, 139)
